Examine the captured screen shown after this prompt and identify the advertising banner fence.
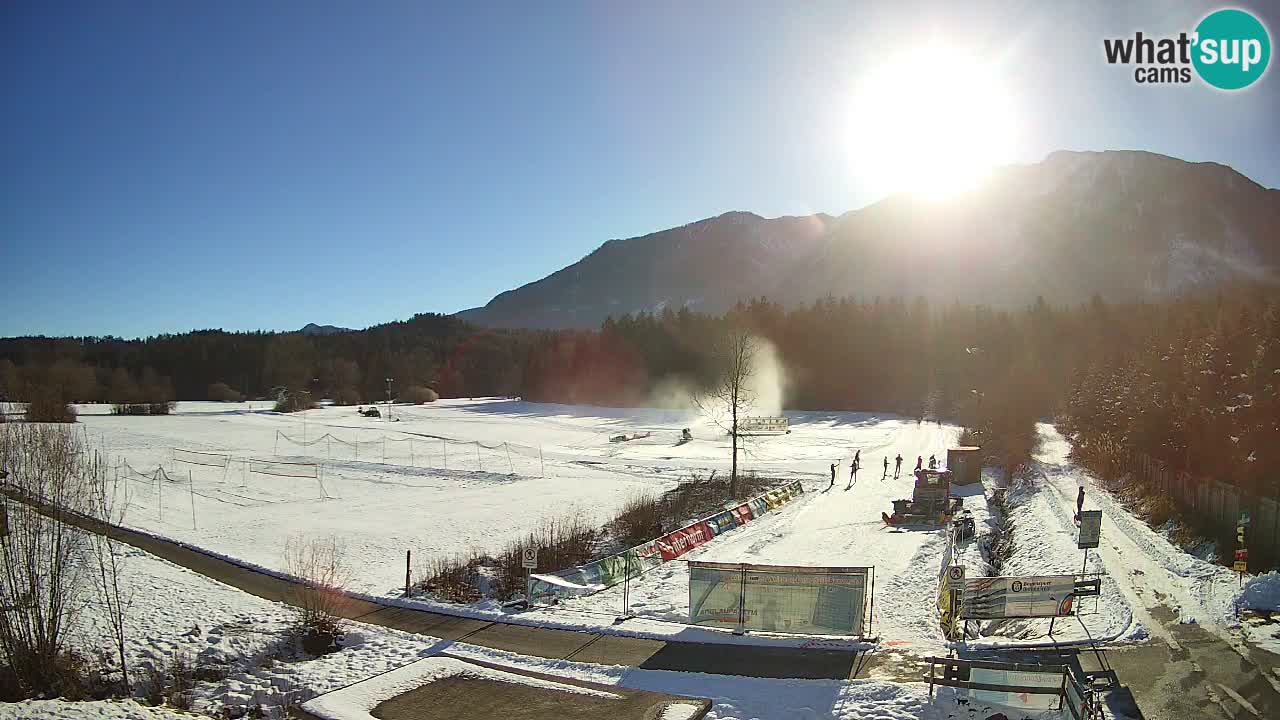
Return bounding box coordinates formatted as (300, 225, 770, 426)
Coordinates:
(960, 575, 1076, 619)
(657, 520, 713, 561)
(689, 561, 872, 636)
(528, 480, 804, 606)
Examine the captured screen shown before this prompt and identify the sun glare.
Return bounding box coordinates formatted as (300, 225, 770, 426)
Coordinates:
(848, 45, 1018, 199)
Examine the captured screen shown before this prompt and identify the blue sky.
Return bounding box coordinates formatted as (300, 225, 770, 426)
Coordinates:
(4, 1, 1278, 338)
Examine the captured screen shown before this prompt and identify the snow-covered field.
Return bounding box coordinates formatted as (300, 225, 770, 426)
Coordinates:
(79, 400, 941, 598)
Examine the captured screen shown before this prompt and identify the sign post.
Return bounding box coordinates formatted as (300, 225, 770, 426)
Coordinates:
(521, 547, 538, 602)
(1235, 513, 1249, 587)
(1077, 510, 1102, 599)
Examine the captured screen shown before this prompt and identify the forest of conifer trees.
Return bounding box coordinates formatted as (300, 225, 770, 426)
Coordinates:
(2, 286, 1276, 499)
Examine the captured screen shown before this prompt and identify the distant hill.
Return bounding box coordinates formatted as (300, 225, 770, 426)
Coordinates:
(299, 323, 353, 336)
(458, 151, 1280, 329)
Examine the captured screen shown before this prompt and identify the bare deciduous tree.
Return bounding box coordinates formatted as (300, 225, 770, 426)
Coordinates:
(88, 463, 132, 694)
(0, 423, 96, 697)
(694, 327, 757, 498)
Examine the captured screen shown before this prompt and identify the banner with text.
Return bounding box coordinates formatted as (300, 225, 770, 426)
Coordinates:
(960, 575, 1076, 619)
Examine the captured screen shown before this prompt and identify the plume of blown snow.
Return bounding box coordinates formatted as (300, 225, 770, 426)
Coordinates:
(743, 336, 787, 416)
(647, 375, 700, 410)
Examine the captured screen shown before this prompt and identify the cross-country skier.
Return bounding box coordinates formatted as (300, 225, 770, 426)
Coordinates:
(854, 450, 861, 470)
(883, 456, 889, 478)
(894, 454, 903, 478)
(1075, 484, 1085, 524)
(829, 462, 837, 490)
(849, 459, 857, 485)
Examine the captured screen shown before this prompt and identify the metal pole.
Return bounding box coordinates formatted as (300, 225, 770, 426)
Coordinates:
(505, 443, 513, 473)
(405, 550, 411, 597)
(868, 566, 876, 637)
(539, 446, 545, 477)
(1080, 548, 1088, 576)
(620, 555, 631, 621)
(735, 563, 746, 635)
(409, 439, 415, 466)
(443, 439, 448, 469)
(156, 469, 162, 521)
(188, 469, 196, 530)
(383, 436, 387, 463)
(476, 443, 482, 472)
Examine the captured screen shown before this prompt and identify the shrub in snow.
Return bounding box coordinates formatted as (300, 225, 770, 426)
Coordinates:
(402, 385, 439, 404)
(273, 393, 316, 413)
(21, 384, 76, 422)
(282, 536, 352, 656)
(208, 382, 244, 402)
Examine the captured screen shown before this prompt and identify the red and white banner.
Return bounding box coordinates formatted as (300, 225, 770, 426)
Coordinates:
(657, 520, 713, 561)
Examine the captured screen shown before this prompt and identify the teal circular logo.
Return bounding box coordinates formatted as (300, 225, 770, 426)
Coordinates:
(1193, 9, 1271, 90)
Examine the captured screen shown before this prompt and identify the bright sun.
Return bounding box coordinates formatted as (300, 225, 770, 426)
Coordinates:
(848, 45, 1018, 198)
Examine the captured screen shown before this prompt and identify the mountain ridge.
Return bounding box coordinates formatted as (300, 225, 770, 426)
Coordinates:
(459, 150, 1279, 329)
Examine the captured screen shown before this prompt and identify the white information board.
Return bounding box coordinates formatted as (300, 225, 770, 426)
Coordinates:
(1077, 511, 1102, 549)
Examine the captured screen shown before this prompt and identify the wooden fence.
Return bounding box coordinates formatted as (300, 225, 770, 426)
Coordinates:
(1124, 450, 1280, 567)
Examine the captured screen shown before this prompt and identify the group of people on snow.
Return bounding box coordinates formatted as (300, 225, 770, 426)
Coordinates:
(828, 450, 938, 490)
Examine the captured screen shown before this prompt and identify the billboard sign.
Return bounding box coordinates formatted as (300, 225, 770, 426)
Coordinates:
(689, 562, 871, 636)
(1077, 510, 1102, 549)
(961, 575, 1076, 619)
(688, 561, 745, 627)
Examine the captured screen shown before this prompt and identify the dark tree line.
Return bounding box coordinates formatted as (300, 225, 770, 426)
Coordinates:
(2, 287, 1275, 496)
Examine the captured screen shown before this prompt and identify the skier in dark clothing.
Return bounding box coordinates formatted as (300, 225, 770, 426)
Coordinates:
(1075, 484, 1085, 523)
(915, 456, 923, 472)
(894, 454, 903, 478)
(928, 454, 937, 470)
(882, 456, 889, 479)
(829, 462, 837, 490)
(854, 450, 861, 470)
(849, 459, 856, 486)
